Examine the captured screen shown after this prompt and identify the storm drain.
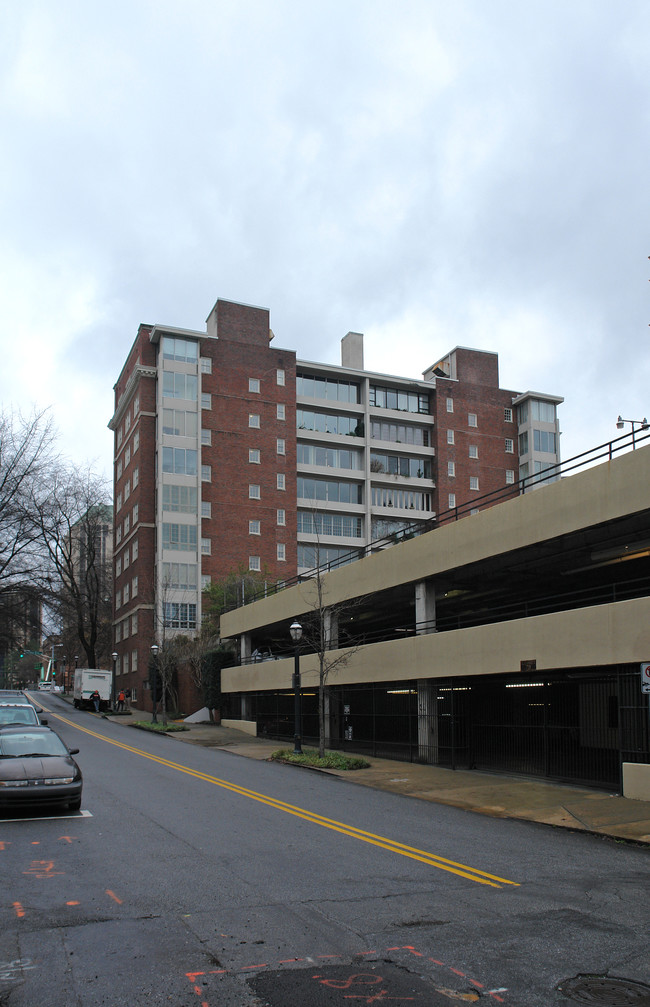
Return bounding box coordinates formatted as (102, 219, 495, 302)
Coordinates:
(557, 975, 650, 1006)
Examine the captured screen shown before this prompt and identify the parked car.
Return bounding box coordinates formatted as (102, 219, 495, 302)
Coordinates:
(0, 726, 82, 812)
(0, 703, 46, 727)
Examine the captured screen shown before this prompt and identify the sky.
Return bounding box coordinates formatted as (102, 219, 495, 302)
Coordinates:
(1, 0, 648, 482)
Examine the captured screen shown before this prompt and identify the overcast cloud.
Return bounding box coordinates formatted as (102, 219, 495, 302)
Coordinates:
(1, 0, 648, 479)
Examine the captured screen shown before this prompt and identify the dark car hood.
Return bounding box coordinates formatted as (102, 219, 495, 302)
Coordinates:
(0, 756, 80, 782)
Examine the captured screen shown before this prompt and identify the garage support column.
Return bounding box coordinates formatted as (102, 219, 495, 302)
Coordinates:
(415, 580, 436, 634)
(240, 633, 252, 664)
(324, 608, 339, 649)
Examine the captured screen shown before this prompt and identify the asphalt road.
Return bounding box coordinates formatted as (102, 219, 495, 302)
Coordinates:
(1, 694, 647, 1007)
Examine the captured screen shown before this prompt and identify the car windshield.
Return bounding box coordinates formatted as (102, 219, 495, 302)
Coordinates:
(0, 732, 68, 758)
(0, 708, 39, 725)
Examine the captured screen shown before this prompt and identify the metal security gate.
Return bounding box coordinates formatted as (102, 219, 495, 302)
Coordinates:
(243, 665, 649, 790)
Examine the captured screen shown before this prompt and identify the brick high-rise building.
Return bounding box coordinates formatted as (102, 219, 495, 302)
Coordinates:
(109, 297, 562, 710)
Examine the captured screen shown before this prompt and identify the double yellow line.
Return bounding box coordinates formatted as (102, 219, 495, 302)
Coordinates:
(48, 709, 519, 889)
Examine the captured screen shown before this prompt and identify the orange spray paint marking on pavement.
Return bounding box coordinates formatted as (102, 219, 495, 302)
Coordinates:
(66, 901, 80, 906)
(59, 836, 75, 843)
(0, 841, 11, 850)
(23, 860, 63, 879)
(106, 890, 122, 904)
(13, 902, 25, 918)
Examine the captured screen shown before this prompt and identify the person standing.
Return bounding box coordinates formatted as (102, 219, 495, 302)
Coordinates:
(90, 690, 100, 713)
(116, 689, 126, 712)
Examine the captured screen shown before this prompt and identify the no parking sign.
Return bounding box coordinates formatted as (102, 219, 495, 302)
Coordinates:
(641, 663, 650, 694)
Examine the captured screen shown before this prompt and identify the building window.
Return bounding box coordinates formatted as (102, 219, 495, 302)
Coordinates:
(277, 403, 285, 420)
(115, 622, 121, 642)
(123, 514, 130, 535)
(134, 431, 139, 452)
(200, 357, 212, 374)
(519, 431, 529, 455)
(249, 555, 261, 571)
(132, 503, 138, 524)
(277, 438, 285, 455)
(123, 583, 130, 604)
(117, 427, 123, 448)
(505, 438, 514, 453)
(161, 562, 198, 589)
(534, 429, 557, 453)
(123, 550, 129, 570)
(468, 413, 478, 428)
(162, 336, 199, 364)
(132, 467, 139, 488)
(201, 575, 211, 590)
(447, 430, 454, 445)
(201, 392, 212, 410)
(115, 557, 122, 577)
(249, 484, 260, 499)
(163, 485, 198, 513)
(131, 613, 138, 635)
(117, 460, 123, 479)
(249, 414, 260, 428)
(448, 461, 455, 477)
(116, 526, 122, 545)
(505, 469, 515, 484)
(201, 428, 211, 446)
(131, 650, 138, 671)
(163, 602, 197, 630)
(277, 508, 285, 526)
(277, 543, 286, 561)
(162, 372, 198, 401)
(276, 369, 285, 386)
(116, 492, 122, 512)
(448, 493, 456, 508)
(162, 523, 198, 551)
(125, 446, 131, 466)
(201, 537, 211, 555)
(249, 520, 260, 535)
(504, 407, 513, 423)
(162, 447, 198, 475)
(470, 476, 480, 491)
(201, 465, 211, 482)
(133, 395, 140, 415)
(131, 576, 138, 597)
(249, 449, 260, 464)
(163, 409, 198, 437)
(446, 398, 453, 413)
(122, 653, 129, 675)
(277, 473, 285, 490)
(132, 539, 138, 560)
(249, 378, 260, 393)
(469, 445, 478, 459)
(124, 479, 131, 502)
(201, 501, 211, 518)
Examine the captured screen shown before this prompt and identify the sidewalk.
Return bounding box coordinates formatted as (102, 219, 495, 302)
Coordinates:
(94, 705, 650, 845)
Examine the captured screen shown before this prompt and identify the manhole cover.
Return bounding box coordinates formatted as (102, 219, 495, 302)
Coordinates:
(557, 975, 650, 1006)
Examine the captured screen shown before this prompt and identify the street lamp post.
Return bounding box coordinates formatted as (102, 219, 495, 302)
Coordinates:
(616, 415, 649, 449)
(289, 620, 303, 755)
(150, 644, 159, 723)
(111, 651, 118, 712)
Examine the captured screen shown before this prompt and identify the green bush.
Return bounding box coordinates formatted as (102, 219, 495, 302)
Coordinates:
(271, 748, 370, 770)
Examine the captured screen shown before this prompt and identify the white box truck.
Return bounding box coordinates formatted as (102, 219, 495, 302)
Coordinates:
(73, 669, 113, 711)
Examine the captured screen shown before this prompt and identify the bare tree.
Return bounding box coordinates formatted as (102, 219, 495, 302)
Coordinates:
(297, 526, 366, 759)
(0, 408, 56, 606)
(31, 466, 113, 669)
